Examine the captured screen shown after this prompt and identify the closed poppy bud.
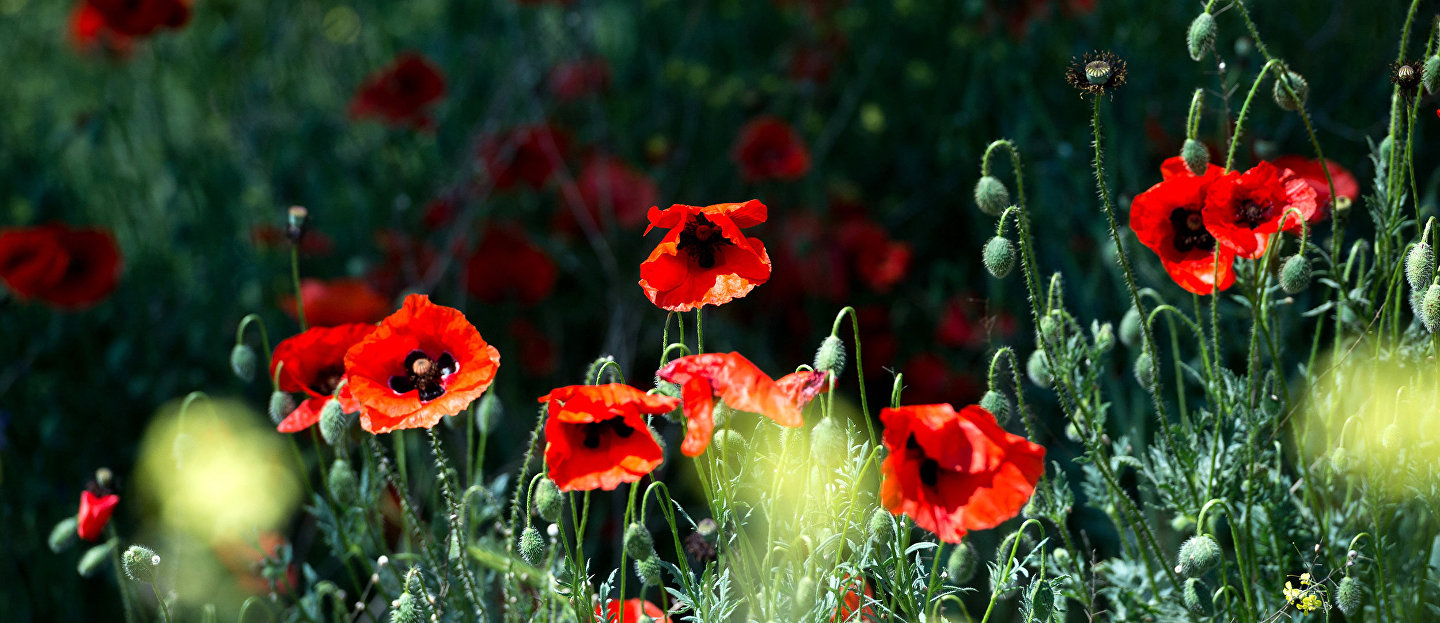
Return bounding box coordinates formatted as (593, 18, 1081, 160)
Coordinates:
(1382, 424, 1402, 449)
(1280, 255, 1311, 294)
(122, 545, 160, 583)
(625, 522, 655, 560)
(983, 236, 1016, 278)
(77, 490, 119, 541)
(974, 176, 1009, 217)
(1120, 307, 1142, 348)
(1272, 70, 1309, 111)
(1183, 578, 1211, 614)
(1135, 352, 1156, 391)
(78, 539, 117, 578)
(319, 400, 351, 446)
(1181, 139, 1209, 177)
(1337, 575, 1362, 616)
(868, 508, 894, 547)
(1026, 578, 1056, 622)
(268, 391, 296, 426)
(518, 526, 545, 565)
(979, 390, 1010, 425)
(1406, 241, 1434, 291)
(49, 516, 79, 553)
(810, 416, 846, 461)
(813, 335, 846, 378)
(1425, 56, 1440, 94)
(390, 590, 422, 623)
(1187, 13, 1216, 61)
(946, 541, 979, 584)
(1092, 321, 1115, 353)
(1176, 535, 1220, 576)
(712, 428, 747, 458)
(1330, 446, 1352, 472)
(1026, 350, 1052, 389)
(1039, 311, 1063, 344)
(534, 478, 563, 523)
(635, 555, 664, 586)
(328, 459, 359, 507)
(1423, 284, 1440, 332)
(230, 344, 257, 382)
(792, 576, 816, 617)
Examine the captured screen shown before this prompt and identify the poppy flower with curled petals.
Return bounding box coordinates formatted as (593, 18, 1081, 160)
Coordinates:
(344, 295, 500, 434)
(639, 200, 772, 311)
(879, 404, 1045, 543)
(77, 488, 119, 541)
(540, 384, 678, 492)
(349, 54, 446, 129)
(1129, 173, 1236, 295)
(655, 352, 826, 457)
(270, 324, 375, 433)
(282, 278, 391, 327)
(594, 598, 670, 623)
(1202, 162, 1318, 259)
(732, 116, 811, 182)
(0, 224, 121, 309)
(1270, 155, 1358, 220)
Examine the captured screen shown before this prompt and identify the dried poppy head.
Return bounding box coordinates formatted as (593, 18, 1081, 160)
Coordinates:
(1392, 59, 1424, 98)
(1065, 50, 1128, 97)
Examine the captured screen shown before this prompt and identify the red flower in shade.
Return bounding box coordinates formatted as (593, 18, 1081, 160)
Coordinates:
(936, 296, 1017, 349)
(879, 404, 1045, 543)
(655, 353, 826, 457)
(270, 324, 375, 433)
(70, 4, 133, 56)
(540, 385, 678, 492)
(77, 488, 119, 541)
(344, 295, 500, 434)
(834, 576, 876, 622)
(732, 116, 811, 182)
(83, 0, 189, 38)
(480, 124, 571, 191)
(463, 224, 557, 305)
(1270, 155, 1358, 219)
(282, 278, 391, 327)
(836, 220, 912, 294)
(548, 58, 612, 102)
(0, 223, 121, 309)
(349, 54, 446, 129)
(1202, 162, 1318, 259)
(1129, 173, 1236, 295)
(560, 155, 659, 232)
(639, 200, 772, 311)
(595, 598, 670, 623)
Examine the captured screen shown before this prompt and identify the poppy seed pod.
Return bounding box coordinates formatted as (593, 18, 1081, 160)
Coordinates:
(1183, 578, 1211, 614)
(635, 555, 663, 586)
(979, 390, 1010, 425)
(1272, 70, 1309, 111)
(268, 391, 295, 426)
(983, 236, 1017, 278)
(868, 508, 895, 547)
(518, 526, 545, 565)
(1337, 576, 1363, 616)
(230, 344, 257, 382)
(1423, 284, 1440, 333)
(328, 459, 359, 507)
(1120, 307, 1142, 348)
(974, 176, 1010, 217)
(814, 334, 847, 378)
(1425, 56, 1440, 94)
(1187, 12, 1217, 61)
(625, 522, 655, 560)
(122, 545, 160, 583)
(319, 400, 350, 446)
(1181, 139, 1210, 177)
(534, 478, 563, 523)
(1134, 352, 1157, 391)
(946, 541, 979, 584)
(1026, 350, 1053, 389)
(1177, 535, 1221, 577)
(1280, 255, 1312, 294)
(1406, 241, 1433, 291)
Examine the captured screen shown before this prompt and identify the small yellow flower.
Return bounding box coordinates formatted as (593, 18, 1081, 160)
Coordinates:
(1283, 578, 1323, 613)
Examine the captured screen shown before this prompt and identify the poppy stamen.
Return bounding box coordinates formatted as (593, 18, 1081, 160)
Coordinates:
(1235, 200, 1274, 229)
(676, 214, 733, 269)
(310, 365, 345, 397)
(389, 349, 458, 402)
(1169, 208, 1216, 253)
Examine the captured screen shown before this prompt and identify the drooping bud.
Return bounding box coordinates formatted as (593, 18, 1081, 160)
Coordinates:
(1272, 70, 1309, 111)
(810, 416, 847, 461)
(1026, 350, 1053, 389)
(979, 390, 1010, 425)
(1176, 535, 1221, 577)
(122, 545, 161, 583)
(625, 522, 655, 560)
(328, 459, 360, 507)
(1382, 424, 1402, 449)
(1406, 241, 1434, 291)
(1280, 255, 1312, 294)
(792, 576, 817, 617)
(77, 538, 117, 577)
(319, 400, 351, 446)
(635, 556, 664, 586)
(1425, 56, 1440, 94)
(1134, 352, 1157, 391)
(868, 508, 895, 547)
(534, 478, 563, 523)
(230, 344, 257, 382)
(1337, 575, 1363, 616)
(268, 391, 295, 426)
(1422, 284, 1440, 333)
(974, 176, 1010, 217)
(1178, 139, 1209, 177)
(983, 236, 1017, 278)
(1039, 311, 1062, 344)
(813, 335, 847, 378)
(49, 517, 79, 553)
(1026, 578, 1057, 622)
(518, 526, 545, 565)
(1183, 578, 1212, 614)
(946, 541, 979, 584)
(1330, 446, 1352, 472)
(1187, 13, 1217, 60)
(712, 428, 747, 458)
(1120, 307, 1142, 348)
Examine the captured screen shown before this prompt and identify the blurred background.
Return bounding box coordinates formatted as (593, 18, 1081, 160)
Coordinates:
(1, 0, 1430, 619)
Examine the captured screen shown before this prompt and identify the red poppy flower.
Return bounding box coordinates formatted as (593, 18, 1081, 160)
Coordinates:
(1129, 174, 1236, 295)
(656, 353, 826, 457)
(639, 200, 772, 311)
(480, 124, 571, 191)
(1270, 155, 1358, 219)
(548, 58, 612, 102)
(594, 598, 670, 623)
(540, 384, 677, 492)
(70, 3, 134, 55)
(936, 297, 1017, 349)
(732, 116, 811, 182)
(271, 324, 375, 433)
(837, 220, 911, 294)
(559, 155, 658, 232)
(834, 576, 876, 622)
(84, 0, 189, 38)
(1160, 155, 1221, 180)
(349, 54, 446, 129)
(77, 489, 119, 541)
(879, 404, 1045, 543)
(0, 224, 121, 309)
(344, 295, 500, 434)
(464, 224, 557, 305)
(1202, 161, 1318, 259)
(282, 278, 391, 327)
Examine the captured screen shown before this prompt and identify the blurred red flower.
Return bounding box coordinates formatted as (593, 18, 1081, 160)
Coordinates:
(249, 225, 334, 256)
(837, 220, 911, 294)
(69, 4, 133, 56)
(540, 384, 677, 492)
(879, 404, 1045, 543)
(656, 352, 826, 457)
(368, 230, 438, 297)
(510, 318, 558, 377)
(464, 224, 557, 305)
(732, 116, 811, 182)
(1202, 161, 1317, 259)
(480, 124, 571, 191)
(639, 200, 772, 311)
(834, 576, 876, 622)
(77, 489, 119, 541)
(559, 155, 658, 232)
(1270, 155, 1358, 219)
(0, 223, 121, 309)
(349, 54, 446, 129)
(1130, 171, 1236, 295)
(549, 58, 612, 101)
(282, 278, 391, 327)
(936, 297, 1017, 349)
(270, 324, 374, 433)
(595, 598, 670, 623)
(82, 0, 189, 38)
(344, 295, 500, 434)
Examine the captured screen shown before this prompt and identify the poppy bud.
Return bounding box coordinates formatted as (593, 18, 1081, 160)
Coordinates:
(1382, 423, 1402, 449)
(810, 416, 846, 461)
(1183, 578, 1211, 614)
(518, 526, 545, 565)
(946, 541, 979, 584)
(1176, 535, 1221, 577)
(1052, 547, 1071, 567)
(319, 400, 351, 446)
(813, 335, 847, 378)
(983, 236, 1016, 278)
(1272, 70, 1309, 111)
(1026, 578, 1056, 622)
(1187, 13, 1216, 61)
(1423, 284, 1440, 333)
(1134, 352, 1156, 391)
(230, 344, 257, 382)
(635, 555, 664, 586)
(286, 206, 309, 244)
(78, 538, 117, 578)
(122, 545, 161, 584)
(1280, 255, 1311, 294)
(1091, 321, 1115, 353)
(1119, 307, 1142, 348)
(792, 575, 816, 617)
(1026, 350, 1052, 389)
(390, 590, 422, 623)
(1181, 139, 1210, 176)
(268, 391, 295, 426)
(712, 428, 747, 458)
(328, 459, 360, 507)
(1039, 311, 1063, 344)
(1406, 241, 1433, 291)
(1337, 575, 1362, 616)
(534, 478, 563, 523)
(868, 508, 895, 547)
(625, 522, 655, 560)
(49, 516, 79, 553)
(979, 390, 1011, 425)
(974, 176, 1010, 217)
(1330, 446, 1352, 472)
(1426, 56, 1440, 94)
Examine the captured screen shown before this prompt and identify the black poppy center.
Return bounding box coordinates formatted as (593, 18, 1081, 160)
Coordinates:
(388, 350, 458, 402)
(1169, 208, 1216, 253)
(310, 365, 345, 397)
(1235, 199, 1274, 229)
(581, 417, 636, 449)
(676, 214, 733, 269)
(906, 434, 942, 488)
